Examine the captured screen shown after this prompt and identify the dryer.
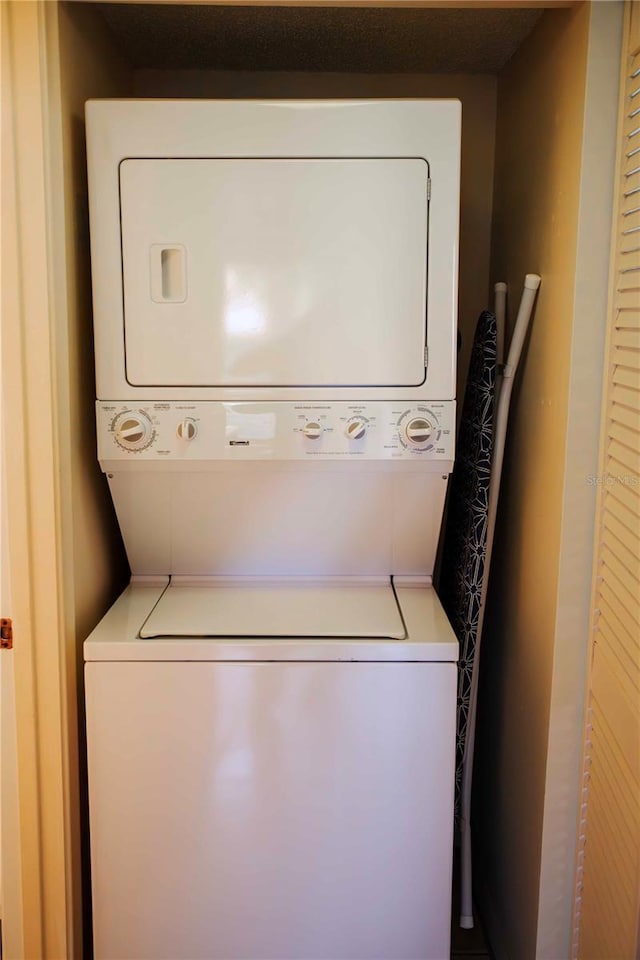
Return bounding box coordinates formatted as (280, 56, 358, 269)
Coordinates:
(84, 99, 461, 960)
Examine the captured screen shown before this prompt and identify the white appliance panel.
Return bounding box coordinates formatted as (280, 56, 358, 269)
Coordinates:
(86, 99, 460, 401)
(120, 159, 428, 388)
(140, 581, 406, 638)
(96, 400, 455, 463)
(105, 470, 448, 577)
(95, 400, 454, 578)
(86, 659, 456, 960)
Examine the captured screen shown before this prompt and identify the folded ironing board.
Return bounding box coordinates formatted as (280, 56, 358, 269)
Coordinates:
(439, 275, 541, 929)
(439, 309, 497, 827)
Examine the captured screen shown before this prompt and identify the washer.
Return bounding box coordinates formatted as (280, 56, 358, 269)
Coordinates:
(84, 99, 461, 960)
(85, 579, 457, 959)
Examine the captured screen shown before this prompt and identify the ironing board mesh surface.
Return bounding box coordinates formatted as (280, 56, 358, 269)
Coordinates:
(439, 310, 497, 823)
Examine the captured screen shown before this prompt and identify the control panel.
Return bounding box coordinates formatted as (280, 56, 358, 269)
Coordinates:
(97, 402, 455, 463)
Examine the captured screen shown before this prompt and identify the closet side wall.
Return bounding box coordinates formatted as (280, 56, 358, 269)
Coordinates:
(133, 69, 497, 403)
(57, 2, 132, 951)
(58, 1, 131, 640)
(538, 4, 622, 955)
(476, 5, 590, 959)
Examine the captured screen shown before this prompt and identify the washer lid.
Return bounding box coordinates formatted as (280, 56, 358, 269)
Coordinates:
(140, 581, 406, 640)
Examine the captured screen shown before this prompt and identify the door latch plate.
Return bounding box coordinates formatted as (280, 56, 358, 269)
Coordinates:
(1, 618, 13, 650)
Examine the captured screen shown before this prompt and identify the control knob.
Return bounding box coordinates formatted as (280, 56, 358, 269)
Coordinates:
(177, 418, 197, 441)
(404, 417, 433, 446)
(114, 411, 153, 451)
(303, 422, 322, 440)
(345, 419, 367, 440)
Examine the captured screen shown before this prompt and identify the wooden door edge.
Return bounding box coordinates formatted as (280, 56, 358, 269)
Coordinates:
(2, 2, 78, 956)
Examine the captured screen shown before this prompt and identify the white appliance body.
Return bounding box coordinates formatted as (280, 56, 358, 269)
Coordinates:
(97, 399, 455, 577)
(85, 581, 458, 960)
(86, 99, 460, 402)
(84, 99, 461, 960)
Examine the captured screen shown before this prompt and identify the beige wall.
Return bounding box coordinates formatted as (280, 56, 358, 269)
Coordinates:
(134, 69, 497, 400)
(476, 5, 591, 959)
(56, 2, 132, 951)
(58, 0, 131, 636)
(537, 3, 622, 954)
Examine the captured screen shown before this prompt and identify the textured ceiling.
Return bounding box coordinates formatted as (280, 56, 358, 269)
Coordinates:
(97, 4, 542, 74)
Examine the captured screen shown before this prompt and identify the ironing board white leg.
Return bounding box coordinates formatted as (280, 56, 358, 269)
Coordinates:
(459, 659, 480, 930)
(460, 811, 474, 928)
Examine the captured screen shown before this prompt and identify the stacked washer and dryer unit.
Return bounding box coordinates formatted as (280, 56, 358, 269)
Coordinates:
(84, 100, 461, 960)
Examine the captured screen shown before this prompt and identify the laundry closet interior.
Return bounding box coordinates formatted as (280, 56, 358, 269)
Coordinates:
(50, 2, 616, 958)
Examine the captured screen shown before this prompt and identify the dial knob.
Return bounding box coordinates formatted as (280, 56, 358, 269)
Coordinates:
(405, 417, 433, 446)
(114, 412, 153, 451)
(303, 422, 322, 440)
(345, 419, 367, 441)
(177, 418, 197, 441)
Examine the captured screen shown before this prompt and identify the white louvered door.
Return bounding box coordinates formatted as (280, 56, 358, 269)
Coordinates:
(574, 4, 640, 957)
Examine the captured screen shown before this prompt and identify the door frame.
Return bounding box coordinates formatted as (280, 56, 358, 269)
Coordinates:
(1, 2, 77, 956)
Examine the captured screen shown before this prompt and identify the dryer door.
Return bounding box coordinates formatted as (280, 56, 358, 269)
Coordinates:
(119, 158, 429, 388)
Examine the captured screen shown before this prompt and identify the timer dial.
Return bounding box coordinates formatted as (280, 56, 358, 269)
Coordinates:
(404, 417, 433, 446)
(113, 411, 154, 451)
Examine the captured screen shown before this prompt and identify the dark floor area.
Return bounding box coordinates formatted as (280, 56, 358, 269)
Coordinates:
(451, 913, 492, 959)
